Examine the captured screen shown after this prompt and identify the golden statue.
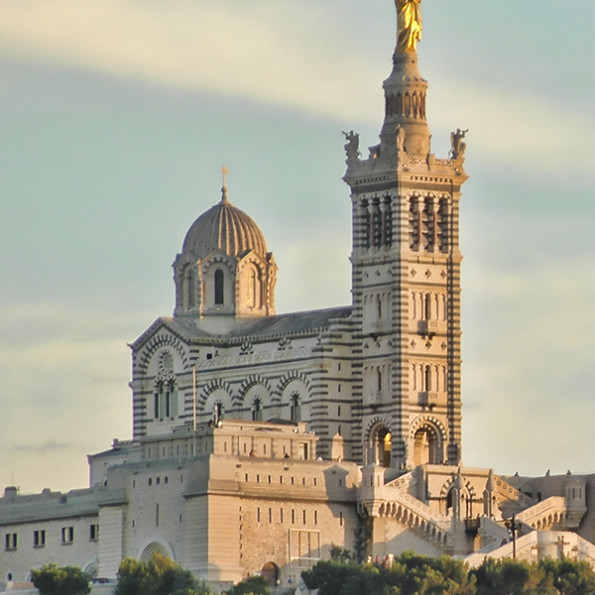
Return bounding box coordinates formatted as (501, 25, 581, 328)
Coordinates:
(395, 0, 422, 52)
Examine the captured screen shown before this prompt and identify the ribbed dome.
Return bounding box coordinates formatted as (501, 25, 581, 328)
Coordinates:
(181, 188, 268, 260)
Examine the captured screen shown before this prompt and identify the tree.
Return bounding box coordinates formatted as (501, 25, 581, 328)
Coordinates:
(115, 553, 212, 595)
(330, 545, 353, 564)
(539, 558, 595, 595)
(470, 557, 556, 595)
(302, 559, 360, 595)
(303, 551, 476, 595)
(382, 552, 476, 595)
(31, 564, 90, 595)
(225, 575, 270, 595)
(303, 551, 595, 595)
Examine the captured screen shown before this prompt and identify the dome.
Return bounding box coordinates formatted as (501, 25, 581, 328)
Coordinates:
(181, 187, 268, 260)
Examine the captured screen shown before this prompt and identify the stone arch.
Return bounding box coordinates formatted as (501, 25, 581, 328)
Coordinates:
(241, 383, 271, 421)
(238, 376, 272, 407)
(261, 561, 280, 587)
(173, 252, 201, 315)
(139, 540, 175, 563)
(278, 376, 310, 422)
(364, 417, 393, 467)
(137, 330, 191, 376)
(202, 252, 237, 312)
(278, 371, 311, 394)
(198, 379, 233, 410)
(200, 380, 233, 421)
(439, 476, 477, 518)
(439, 476, 477, 501)
(412, 92, 419, 118)
(83, 559, 98, 579)
(404, 92, 411, 117)
(181, 263, 198, 310)
(237, 254, 267, 311)
(409, 416, 446, 467)
(202, 253, 236, 275)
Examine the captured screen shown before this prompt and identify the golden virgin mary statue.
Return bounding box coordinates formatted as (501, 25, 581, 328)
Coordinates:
(396, 0, 422, 52)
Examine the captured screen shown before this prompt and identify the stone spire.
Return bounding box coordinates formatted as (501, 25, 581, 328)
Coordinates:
(379, 0, 431, 158)
(483, 469, 496, 518)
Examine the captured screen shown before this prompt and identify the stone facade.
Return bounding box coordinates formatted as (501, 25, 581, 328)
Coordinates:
(2, 2, 595, 592)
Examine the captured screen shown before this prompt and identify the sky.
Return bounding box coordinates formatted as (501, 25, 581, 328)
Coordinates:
(1, 0, 594, 493)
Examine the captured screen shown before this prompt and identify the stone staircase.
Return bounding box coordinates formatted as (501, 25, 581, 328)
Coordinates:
(516, 496, 567, 531)
(360, 470, 453, 551)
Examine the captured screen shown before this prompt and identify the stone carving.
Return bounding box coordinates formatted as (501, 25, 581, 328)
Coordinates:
(396, 0, 422, 52)
(450, 128, 468, 160)
(240, 341, 254, 356)
(396, 124, 406, 153)
(342, 130, 360, 163)
(278, 336, 292, 351)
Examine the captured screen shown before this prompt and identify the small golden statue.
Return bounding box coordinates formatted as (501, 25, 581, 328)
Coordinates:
(395, 0, 422, 52)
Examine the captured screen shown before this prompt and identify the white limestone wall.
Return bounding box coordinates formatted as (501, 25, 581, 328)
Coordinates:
(371, 516, 442, 559)
(0, 515, 99, 584)
(182, 496, 209, 578)
(97, 506, 125, 578)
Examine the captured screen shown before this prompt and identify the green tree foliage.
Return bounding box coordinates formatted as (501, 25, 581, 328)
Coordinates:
(224, 575, 270, 595)
(302, 551, 595, 595)
(31, 564, 90, 595)
(470, 557, 555, 595)
(330, 545, 353, 564)
(539, 558, 595, 595)
(115, 553, 212, 595)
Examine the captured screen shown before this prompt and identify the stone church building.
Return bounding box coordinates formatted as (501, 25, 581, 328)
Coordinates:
(3, 2, 595, 592)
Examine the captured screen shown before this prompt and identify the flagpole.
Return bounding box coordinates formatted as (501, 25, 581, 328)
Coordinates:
(192, 365, 198, 457)
(192, 365, 197, 432)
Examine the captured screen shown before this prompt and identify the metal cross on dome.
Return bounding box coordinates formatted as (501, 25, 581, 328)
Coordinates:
(221, 164, 229, 187)
(220, 164, 230, 203)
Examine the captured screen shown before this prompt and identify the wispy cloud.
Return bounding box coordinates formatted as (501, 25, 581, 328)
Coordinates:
(12, 441, 72, 453)
(462, 239, 595, 475)
(427, 77, 594, 178)
(0, 301, 132, 491)
(0, 0, 376, 121)
(1, 0, 592, 180)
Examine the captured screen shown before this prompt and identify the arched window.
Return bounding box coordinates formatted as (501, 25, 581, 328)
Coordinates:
(247, 268, 257, 308)
(424, 293, 432, 320)
(215, 402, 224, 423)
(413, 426, 441, 466)
(214, 269, 224, 305)
(374, 429, 392, 467)
(290, 394, 301, 422)
(154, 380, 178, 420)
(409, 196, 420, 250)
(382, 196, 392, 246)
(446, 487, 455, 512)
(261, 562, 279, 588)
(424, 365, 432, 391)
(186, 268, 195, 308)
(438, 198, 449, 252)
(361, 199, 371, 248)
(252, 398, 263, 421)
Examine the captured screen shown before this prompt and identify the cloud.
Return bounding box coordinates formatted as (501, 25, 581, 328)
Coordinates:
(11, 441, 72, 453)
(461, 230, 595, 475)
(1, 0, 592, 181)
(0, 301, 133, 492)
(427, 77, 594, 179)
(0, 0, 378, 122)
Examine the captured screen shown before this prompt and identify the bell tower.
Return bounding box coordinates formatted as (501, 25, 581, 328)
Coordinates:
(345, 0, 468, 470)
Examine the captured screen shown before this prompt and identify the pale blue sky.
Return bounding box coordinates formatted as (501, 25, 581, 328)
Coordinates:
(1, 0, 594, 492)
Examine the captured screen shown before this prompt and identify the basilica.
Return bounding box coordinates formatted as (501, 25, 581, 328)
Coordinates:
(2, 2, 595, 593)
